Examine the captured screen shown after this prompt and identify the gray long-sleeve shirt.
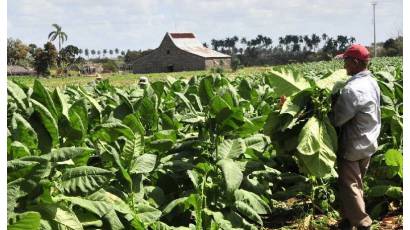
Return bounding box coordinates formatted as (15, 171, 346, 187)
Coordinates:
(331, 70, 381, 161)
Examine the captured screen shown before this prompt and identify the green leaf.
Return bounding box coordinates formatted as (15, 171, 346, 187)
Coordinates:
(8, 80, 27, 112)
(316, 69, 349, 94)
(8, 211, 41, 230)
(123, 113, 145, 136)
(234, 189, 270, 214)
(61, 166, 112, 194)
(199, 76, 215, 105)
(31, 204, 84, 230)
(217, 159, 243, 194)
(30, 99, 59, 149)
(54, 194, 112, 217)
(52, 87, 70, 119)
(9, 141, 31, 159)
(384, 149, 403, 178)
(134, 203, 162, 224)
(162, 197, 189, 216)
(32, 80, 58, 120)
(122, 133, 144, 166)
(296, 116, 338, 177)
(265, 69, 310, 97)
(129, 154, 157, 174)
(49, 147, 94, 166)
(234, 200, 263, 225)
(218, 139, 246, 160)
(78, 87, 102, 119)
(11, 114, 38, 150)
(92, 122, 134, 143)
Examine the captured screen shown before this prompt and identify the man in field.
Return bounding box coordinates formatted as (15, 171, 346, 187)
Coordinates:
(330, 44, 381, 230)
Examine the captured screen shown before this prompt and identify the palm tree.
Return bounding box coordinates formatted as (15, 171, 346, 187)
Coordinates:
(91, 49, 96, 57)
(103, 49, 107, 57)
(84, 49, 89, 59)
(115, 48, 119, 55)
(109, 49, 113, 56)
(48, 24, 68, 52)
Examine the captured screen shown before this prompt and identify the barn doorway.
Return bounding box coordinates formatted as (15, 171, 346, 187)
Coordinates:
(167, 65, 174, 72)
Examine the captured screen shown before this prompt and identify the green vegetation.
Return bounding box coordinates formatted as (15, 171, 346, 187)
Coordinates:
(7, 57, 402, 229)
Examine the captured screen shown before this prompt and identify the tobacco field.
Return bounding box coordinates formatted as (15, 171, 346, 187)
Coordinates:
(7, 57, 403, 229)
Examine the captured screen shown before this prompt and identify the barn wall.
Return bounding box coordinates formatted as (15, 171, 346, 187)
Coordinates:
(133, 35, 205, 73)
(204, 58, 231, 70)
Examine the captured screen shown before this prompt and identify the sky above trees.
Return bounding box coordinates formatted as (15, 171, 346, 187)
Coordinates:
(8, 0, 403, 51)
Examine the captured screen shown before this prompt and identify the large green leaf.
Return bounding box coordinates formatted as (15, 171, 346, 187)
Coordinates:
(122, 133, 144, 167)
(217, 139, 246, 160)
(9, 141, 31, 159)
(134, 203, 162, 225)
(78, 87, 102, 119)
(296, 116, 338, 177)
(234, 189, 271, 214)
(31, 204, 83, 230)
(11, 114, 38, 150)
(32, 80, 59, 120)
(217, 159, 243, 194)
(66, 99, 88, 143)
(54, 194, 112, 217)
(265, 69, 310, 97)
(123, 113, 145, 136)
(52, 87, 70, 119)
(49, 147, 94, 166)
(234, 201, 262, 225)
(7, 80, 27, 112)
(30, 99, 59, 149)
(384, 149, 403, 178)
(92, 122, 134, 143)
(129, 154, 157, 174)
(61, 166, 112, 194)
(198, 76, 215, 105)
(316, 69, 348, 94)
(8, 211, 41, 230)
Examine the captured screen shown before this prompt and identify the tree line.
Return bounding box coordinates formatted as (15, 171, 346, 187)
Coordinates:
(7, 24, 403, 76)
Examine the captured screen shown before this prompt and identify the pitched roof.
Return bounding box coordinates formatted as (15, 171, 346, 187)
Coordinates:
(166, 32, 230, 58)
(7, 65, 36, 75)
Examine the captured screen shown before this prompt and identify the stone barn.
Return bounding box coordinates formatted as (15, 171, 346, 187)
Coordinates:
(132, 32, 231, 73)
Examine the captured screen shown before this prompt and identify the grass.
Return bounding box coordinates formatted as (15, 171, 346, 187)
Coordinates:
(8, 66, 273, 89)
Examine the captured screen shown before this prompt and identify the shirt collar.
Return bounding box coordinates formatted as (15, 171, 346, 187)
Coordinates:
(347, 70, 371, 83)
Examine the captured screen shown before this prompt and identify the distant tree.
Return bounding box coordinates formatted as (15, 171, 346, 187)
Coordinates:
(79, 49, 83, 56)
(33, 42, 58, 76)
(115, 48, 119, 55)
(48, 24, 67, 52)
(120, 50, 125, 56)
(103, 49, 107, 57)
(60, 45, 80, 65)
(203, 42, 208, 48)
(91, 49, 96, 57)
(28, 44, 38, 56)
(84, 49, 89, 59)
(311, 34, 321, 52)
(7, 38, 29, 65)
(109, 49, 113, 56)
(97, 50, 101, 58)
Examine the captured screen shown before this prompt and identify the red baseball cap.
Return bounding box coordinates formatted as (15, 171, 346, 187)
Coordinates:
(342, 44, 371, 61)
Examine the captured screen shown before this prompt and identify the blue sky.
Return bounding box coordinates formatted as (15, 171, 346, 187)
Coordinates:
(7, 0, 403, 52)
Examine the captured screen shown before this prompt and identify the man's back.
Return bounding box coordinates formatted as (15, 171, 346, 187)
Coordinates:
(332, 70, 381, 161)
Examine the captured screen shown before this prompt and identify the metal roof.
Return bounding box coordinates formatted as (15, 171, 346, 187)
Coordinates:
(167, 32, 230, 58)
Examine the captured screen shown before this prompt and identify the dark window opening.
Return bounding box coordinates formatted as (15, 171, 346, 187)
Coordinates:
(166, 50, 170, 55)
(167, 65, 174, 72)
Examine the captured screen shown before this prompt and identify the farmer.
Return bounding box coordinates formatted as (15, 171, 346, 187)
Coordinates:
(138, 76, 149, 88)
(331, 44, 381, 230)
